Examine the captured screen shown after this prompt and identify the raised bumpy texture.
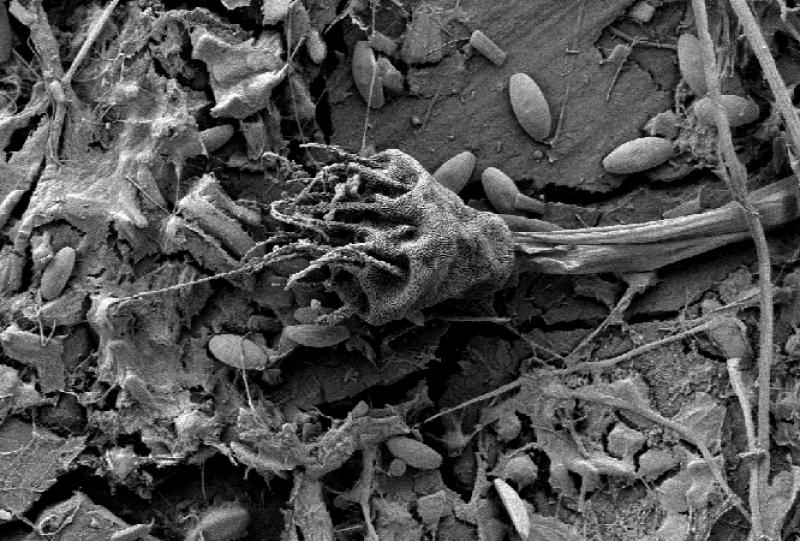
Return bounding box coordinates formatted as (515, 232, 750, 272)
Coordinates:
(272, 148, 515, 326)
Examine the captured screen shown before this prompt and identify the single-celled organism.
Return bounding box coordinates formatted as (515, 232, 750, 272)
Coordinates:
(469, 30, 506, 66)
(602, 137, 675, 174)
(482, 167, 545, 215)
(509, 73, 551, 141)
(40, 247, 76, 301)
(199, 125, 235, 153)
(432, 151, 476, 193)
(208, 334, 269, 370)
(385, 436, 443, 470)
(494, 478, 530, 539)
(184, 502, 250, 541)
(677, 34, 707, 96)
(352, 41, 385, 108)
(692, 95, 759, 127)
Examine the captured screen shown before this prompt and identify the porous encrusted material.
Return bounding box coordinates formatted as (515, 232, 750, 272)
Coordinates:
(272, 149, 514, 326)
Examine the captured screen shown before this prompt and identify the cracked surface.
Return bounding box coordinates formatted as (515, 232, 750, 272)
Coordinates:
(329, 0, 673, 193)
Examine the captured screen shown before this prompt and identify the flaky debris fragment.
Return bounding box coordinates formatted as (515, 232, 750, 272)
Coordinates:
(177, 194, 255, 258)
(191, 29, 288, 119)
(629, 1, 656, 23)
(645, 111, 682, 139)
(501, 455, 539, 489)
(176, 175, 257, 258)
(0, 190, 25, 230)
(0, 419, 85, 517)
(163, 215, 241, 272)
(401, 6, 444, 65)
(289, 72, 317, 120)
(0, 322, 63, 366)
(29, 291, 87, 328)
(121, 372, 158, 409)
(4, 73, 208, 300)
(0, 0, 11, 63)
(376, 56, 404, 93)
(220, 0, 251, 8)
(388, 458, 407, 477)
(110, 521, 154, 541)
(369, 31, 398, 56)
(262, 0, 291, 25)
(289, 474, 335, 541)
(29, 492, 142, 540)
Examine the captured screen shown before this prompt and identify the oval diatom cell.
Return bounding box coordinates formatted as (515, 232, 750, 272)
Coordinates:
(602, 137, 675, 175)
(692, 95, 759, 127)
(433, 151, 477, 193)
(208, 334, 269, 370)
(494, 478, 530, 540)
(677, 34, 707, 96)
(385, 436, 443, 470)
(482, 167, 519, 214)
(200, 125, 235, 153)
(469, 30, 506, 66)
(509, 73, 551, 141)
(282, 324, 350, 347)
(40, 247, 76, 301)
(352, 41, 385, 109)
